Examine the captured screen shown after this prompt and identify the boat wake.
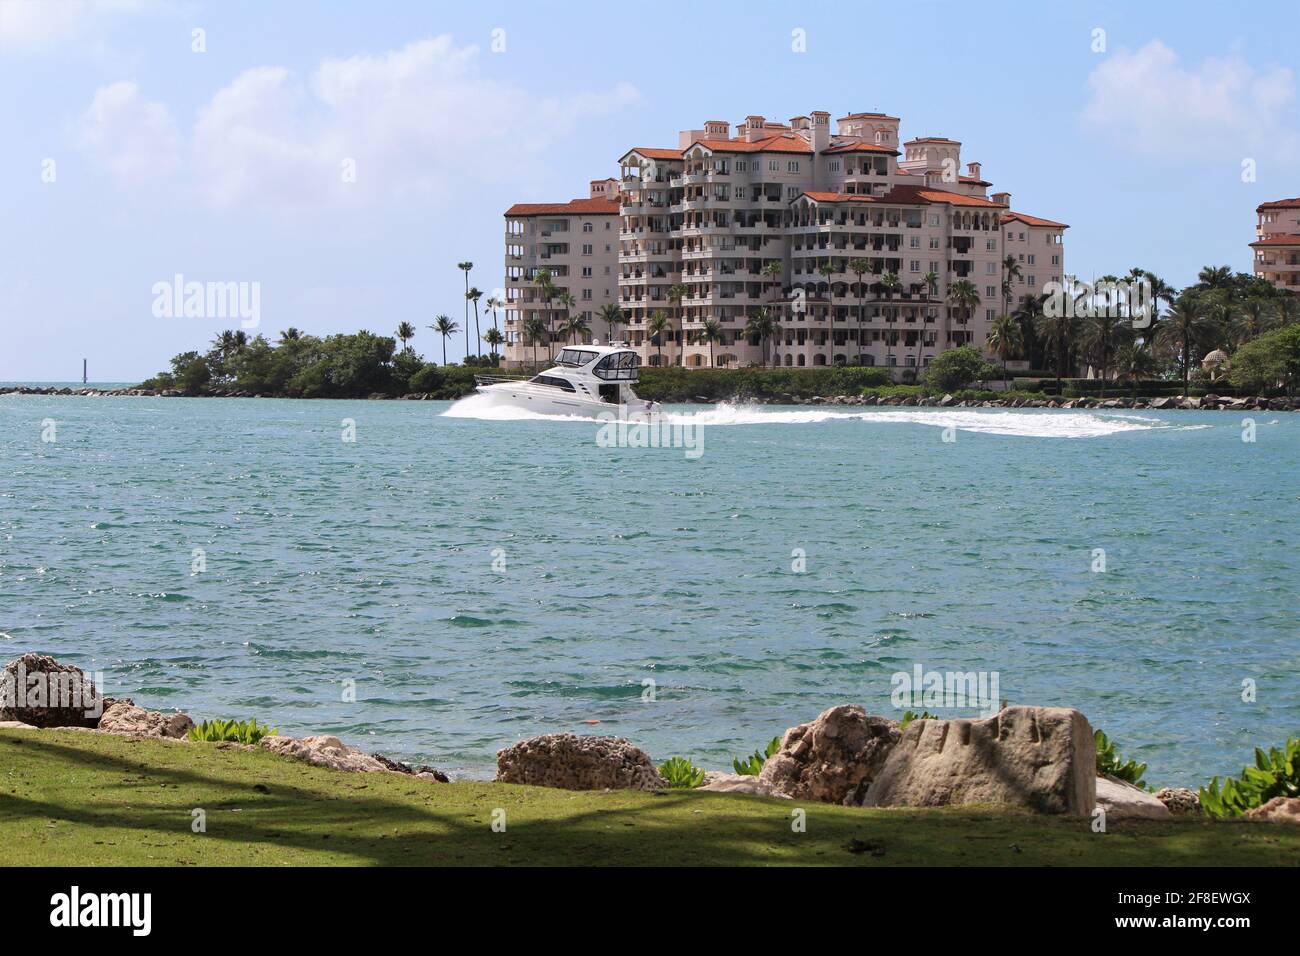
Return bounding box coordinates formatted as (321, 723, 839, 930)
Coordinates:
(443, 396, 1193, 438)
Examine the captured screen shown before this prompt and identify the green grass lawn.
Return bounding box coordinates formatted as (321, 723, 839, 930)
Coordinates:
(2, 729, 1297, 866)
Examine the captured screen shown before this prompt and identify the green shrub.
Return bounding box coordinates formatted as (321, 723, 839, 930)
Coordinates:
(1200, 737, 1300, 818)
(732, 736, 781, 776)
(1094, 729, 1148, 790)
(899, 710, 940, 729)
(187, 718, 278, 745)
(923, 346, 999, 392)
(657, 756, 706, 789)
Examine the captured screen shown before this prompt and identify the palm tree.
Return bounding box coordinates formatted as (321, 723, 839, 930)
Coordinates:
(563, 311, 591, 344)
(466, 287, 484, 361)
(1197, 265, 1233, 291)
(666, 282, 689, 365)
(277, 327, 303, 344)
(1234, 297, 1273, 345)
(554, 291, 576, 349)
(429, 315, 459, 365)
(395, 321, 415, 353)
(522, 316, 549, 370)
(745, 307, 780, 367)
(646, 310, 670, 367)
(818, 262, 837, 364)
(1034, 307, 1076, 395)
(457, 261, 473, 362)
(850, 258, 869, 365)
(1276, 294, 1296, 327)
(483, 327, 504, 365)
(599, 303, 625, 345)
(946, 278, 980, 358)
(696, 318, 723, 367)
(986, 314, 1022, 386)
(1081, 312, 1131, 397)
(1114, 343, 1157, 399)
(881, 272, 902, 369)
(760, 260, 783, 304)
(1157, 292, 1213, 397)
(1001, 255, 1022, 311)
(485, 295, 503, 333)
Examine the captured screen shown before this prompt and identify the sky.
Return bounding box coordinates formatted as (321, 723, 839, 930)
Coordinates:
(1, 0, 1298, 381)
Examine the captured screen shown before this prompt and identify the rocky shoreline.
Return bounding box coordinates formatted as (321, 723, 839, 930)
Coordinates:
(3, 383, 1296, 410)
(5, 653, 1298, 825)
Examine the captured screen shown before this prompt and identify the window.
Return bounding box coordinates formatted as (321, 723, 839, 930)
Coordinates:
(929, 214, 940, 226)
(582, 289, 593, 300)
(1027, 275, 1036, 287)
(909, 260, 920, 272)
(929, 237, 940, 249)
(787, 161, 800, 172)
(910, 236, 920, 248)
(986, 285, 996, 297)
(736, 160, 748, 172)
(986, 239, 997, 251)
(1019, 232, 1026, 241)
(769, 160, 780, 171)
(1051, 255, 1060, 265)
(1027, 254, 1035, 265)
(583, 222, 593, 232)
(985, 262, 996, 274)
(530, 374, 577, 391)
(582, 244, 593, 255)
(582, 266, 592, 277)
(829, 160, 840, 172)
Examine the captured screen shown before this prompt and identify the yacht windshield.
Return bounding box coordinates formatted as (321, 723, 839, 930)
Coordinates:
(553, 348, 598, 367)
(529, 374, 576, 392)
(592, 351, 640, 381)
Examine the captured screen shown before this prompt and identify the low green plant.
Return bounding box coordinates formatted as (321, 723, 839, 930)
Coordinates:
(1199, 737, 1300, 819)
(1094, 729, 1148, 790)
(658, 756, 706, 789)
(187, 718, 278, 745)
(732, 736, 781, 776)
(899, 710, 940, 729)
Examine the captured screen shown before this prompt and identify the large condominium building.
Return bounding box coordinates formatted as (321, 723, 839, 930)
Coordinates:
(503, 179, 621, 366)
(504, 110, 1066, 374)
(1251, 198, 1300, 294)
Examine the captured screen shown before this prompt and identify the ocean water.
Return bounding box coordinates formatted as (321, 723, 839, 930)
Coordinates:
(1, 392, 1296, 787)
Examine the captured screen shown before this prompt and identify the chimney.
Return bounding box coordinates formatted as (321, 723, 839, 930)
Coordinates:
(703, 120, 729, 140)
(991, 191, 1011, 207)
(809, 111, 831, 151)
(744, 115, 766, 142)
(967, 161, 981, 180)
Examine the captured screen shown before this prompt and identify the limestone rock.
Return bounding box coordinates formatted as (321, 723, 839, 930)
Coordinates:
(0, 720, 36, 730)
(757, 705, 900, 805)
(0, 654, 103, 728)
(1244, 796, 1300, 824)
(863, 706, 1096, 815)
(699, 771, 783, 797)
(1154, 787, 1202, 815)
(1096, 775, 1170, 820)
(260, 734, 394, 774)
(495, 733, 665, 791)
(371, 751, 449, 782)
(97, 698, 194, 739)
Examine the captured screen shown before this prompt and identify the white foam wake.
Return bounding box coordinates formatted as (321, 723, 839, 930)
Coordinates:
(442, 396, 1172, 438)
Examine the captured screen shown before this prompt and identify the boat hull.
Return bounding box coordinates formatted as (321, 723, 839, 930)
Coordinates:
(475, 382, 656, 419)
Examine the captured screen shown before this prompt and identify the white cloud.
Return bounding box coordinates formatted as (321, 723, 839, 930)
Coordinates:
(0, 0, 147, 51)
(79, 35, 639, 210)
(76, 80, 180, 181)
(1082, 40, 1298, 160)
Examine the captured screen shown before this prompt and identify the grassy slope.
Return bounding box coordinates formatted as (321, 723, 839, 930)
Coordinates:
(2, 730, 1297, 866)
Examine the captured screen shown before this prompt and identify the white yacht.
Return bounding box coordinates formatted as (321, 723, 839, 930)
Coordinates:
(474, 344, 659, 418)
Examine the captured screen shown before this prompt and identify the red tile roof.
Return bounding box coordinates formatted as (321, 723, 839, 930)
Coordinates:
(905, 137, 960, 145)
(1250, 233, 1300, 246)
(1257, 198, 1300, 212)
(505, 198, 620, 217)
(623, 147, 683, 161)
(822, 141, 898, 155)
(797, 186, 1008, 208)
(1000, 211, 1068, 228)
(690, 134, 813, 154)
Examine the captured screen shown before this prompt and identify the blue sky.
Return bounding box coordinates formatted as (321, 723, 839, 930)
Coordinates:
(2, 0, 1298, 380)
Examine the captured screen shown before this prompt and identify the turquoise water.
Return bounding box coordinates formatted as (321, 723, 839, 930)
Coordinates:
(1, 393, 1296, 786)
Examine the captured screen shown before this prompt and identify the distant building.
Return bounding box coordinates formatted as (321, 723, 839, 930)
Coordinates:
(503, 180, 621, 367)
(504, 111, 1067, 374)
(1251, 198, 1300, 294)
